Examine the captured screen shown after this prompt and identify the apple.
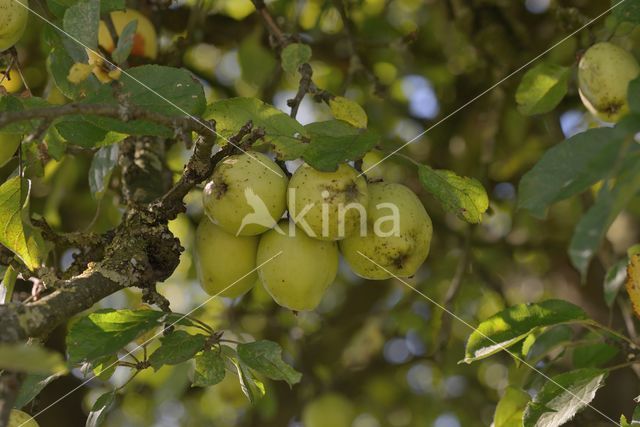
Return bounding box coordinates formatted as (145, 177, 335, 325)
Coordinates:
(578, 42, 640, 123)
(1, 69, 22, 93)
(287, 163, 368, 240)
(0, 0, 28, 52)
(194, 216, 258, 298)
(302, 393, 356, 427)
(98, 9, 158, 60)
(8, 410, 39, 427)
(340, 182, 432, 279)
(257, 220, 338, 311)
(203, 152, 288, 236)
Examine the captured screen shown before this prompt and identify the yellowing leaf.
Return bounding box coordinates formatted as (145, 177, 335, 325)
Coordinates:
(626, 254, 640, 319)
(0, 177, 47, 271)
(329, 96, 368, 129)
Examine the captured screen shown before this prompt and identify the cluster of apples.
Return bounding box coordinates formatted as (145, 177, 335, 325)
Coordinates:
(578, 42, 640, 123)
(195, 152, 433, 312)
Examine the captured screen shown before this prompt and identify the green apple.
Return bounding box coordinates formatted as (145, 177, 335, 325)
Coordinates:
(287, 163, 368, 240)
(0, 131, 21, 166)
(340, 182, 432, 279)
(194, 216, 259, 298)
(8, 410, 39, 427)
(257, 220, 338, 311)
(203, 152, 288, 236)
(302, 393, 356, 427)
(0, 0, 28, 52)
(578, 42, 640, 123)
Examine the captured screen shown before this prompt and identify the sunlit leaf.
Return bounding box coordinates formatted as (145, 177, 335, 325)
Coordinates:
(494, 386, 530, 427)
(418, 165, 489, 224)
(523, 369, 607, 427)
(237, 340, 302, 387)
(86, 391, 115, 427)
(516, 63, 570, 116)
(329, 96, 368, 129)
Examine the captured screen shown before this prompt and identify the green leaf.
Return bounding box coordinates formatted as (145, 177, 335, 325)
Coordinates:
(192, 350, 226, 387)
(89, 145, 119, 198)
(149, 330, 206, 370)
(99, 0, 125, 13)
(111, 20, 137, 65)
(232, 358, 266, 404)
(239, 32, 277, 88)
(84, 65, 206, 121)
(46, 29, 98, 99)
(604, 257, 629, 307)
(62, 0, 100, 51)
(14, 372, 62, 409)
(523, 369, 607, 427)
(418, 165, 489, 224)
(569, 159, 640, 278)
(0, 343, 68, 375)
(329, 96, 368, 129)
(281, 43, 312, 74)
(86, 391, 115, 427)
(92, 354, 118, 381)
(237, 340, 302, 386)
(516, 63, 570, 116)
(572, 342, 619, 368)
(67, 309, 165, 364)
(494, 386, 530, 427)
(518, 127, 627, 218)
(464, 300, 588, 363)
(205, 97, 307, 159)
(613, 0, 640, 24)
(0, 177, 47, 270)
(0, 265, 17, 304)
(523, 325, 573, 362)
(303, 120, 379, 172)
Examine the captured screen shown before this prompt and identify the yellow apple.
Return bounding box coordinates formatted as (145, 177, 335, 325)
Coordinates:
(194, 216, 259, 298)
(287, 163, 368, 240)
(0, 0, 28, 52)
(203, 152, 288, 236)
(340, 182, 432, 279)
(1, 69, 23, 93)
(257, 220, 338, 311)
(578, 42, 640, 123)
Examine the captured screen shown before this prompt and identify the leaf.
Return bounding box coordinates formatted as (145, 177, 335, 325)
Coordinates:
(572, 343, 619, 368)
(86, 391, 115, 427)
(205, 97, 307, 159)
(0, 265, 17, 304)
(238, 32, 277, 88)
(523, 325, 573, 362)
(604, 257, 629, 307)
(82, 65, 207, 134)
(232, 359, 266, 404)
(516, 63, 570, 116)
(494, 386, 530, 427)
(281, 43, 312, 74)
(627, 254, 640, 319)
(418, 165, 489, 224)
(0, 177, 46, 270)
(62, 0, 100, 51)
(464, 300, 588, 363)
(237, 340, 302, 386)
(192, 350, 226, 387)
(523, 369, 607, 427)
(148, 330, 206, 370)
(0, 343, 68, 375)
(67, 309, 165, 364)
(92, 354, 118, 381)
(329, 96, 368, 129)
(89, 145, 119, 199)
(14, 372, 63, 409)
(302, 120, 379, 172)
(569, 160, 640, 278)
(613, 0, 640, 24)
(111, 20, 137, 65)
(518, 127, 628, 218)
